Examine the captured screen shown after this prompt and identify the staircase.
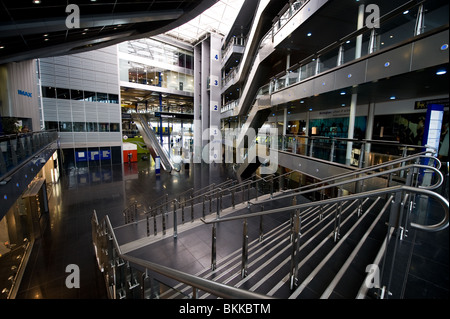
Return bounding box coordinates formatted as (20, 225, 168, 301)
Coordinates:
(92, 153, 449, 299)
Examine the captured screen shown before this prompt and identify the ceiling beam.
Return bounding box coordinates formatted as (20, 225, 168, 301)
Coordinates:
(0, 10, 184, 36)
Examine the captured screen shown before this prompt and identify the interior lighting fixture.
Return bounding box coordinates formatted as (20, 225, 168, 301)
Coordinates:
(307, 32, 312, 37)
(390, 96, 396, 100)
(33, 0, 41, 3)
(436, 69, 447, 75)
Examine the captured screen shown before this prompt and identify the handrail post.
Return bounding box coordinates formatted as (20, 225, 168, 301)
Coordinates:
(211, 224, 217, 271)
(216, 189, 221, 219)
(232, 188, 235, 209)
(330, 138, 336, 162)
(190, 195, 194, 222)
(152, 210, 157, 236)
(173, 200, 178, 239)
(181, 199, 185, 224)
(162, 205, 166, 235)
(290, 208, 301, 290)
(259, 206, 264, 242)
(241, 218, 249, 278)
(270, 175, 274, 198)
(202, 195, 206, 218)
(333, 188, 343, 242)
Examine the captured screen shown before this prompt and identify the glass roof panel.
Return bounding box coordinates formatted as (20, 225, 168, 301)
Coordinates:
(165, 0, 245, 44)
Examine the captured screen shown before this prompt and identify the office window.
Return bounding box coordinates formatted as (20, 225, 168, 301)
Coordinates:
(73, 122, 86, 132)
(86, 122, 98, 132)
(59, 122, 73, 132)
(110, 123, 120, 132)
(56, 88, 70, 99)
(97, 92, 108, 103)
(71, 89, 84, 101)
(42, 86, 56, 98)
(99, 123, 110, 132)
(108, 94, 119, 104)
(84, 91, 96, 102)
(45, 121, 58, 131)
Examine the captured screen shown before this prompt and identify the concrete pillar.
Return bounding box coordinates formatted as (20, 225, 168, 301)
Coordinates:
(193, 45, 202, 163)
(210, 33, 222, 163)
(201, 38, 210, 161)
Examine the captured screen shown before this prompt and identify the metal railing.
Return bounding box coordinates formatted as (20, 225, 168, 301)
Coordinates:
(92, 211, 272, 299)
(0, 130, 58, 179)
(198, 156, 448, 298)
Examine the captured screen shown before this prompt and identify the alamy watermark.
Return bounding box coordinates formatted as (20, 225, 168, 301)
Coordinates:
(65, 264, 80, 289)
(65, 4, 80, 29)
(182, 126, 279, 175)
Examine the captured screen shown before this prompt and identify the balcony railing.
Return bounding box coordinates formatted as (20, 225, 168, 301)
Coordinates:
(0, 130, 59, 180)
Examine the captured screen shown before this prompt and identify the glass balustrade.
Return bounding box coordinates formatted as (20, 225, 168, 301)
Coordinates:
(0, 130, 59, 178)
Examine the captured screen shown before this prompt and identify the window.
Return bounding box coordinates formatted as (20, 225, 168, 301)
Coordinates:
(56, 88, 70, 99)
(59, 122, 73, 132)
(73, 122, 86, 132)
(110, 123, 120, 132)
(42, 86, 56, 98)
(84, 91, 96, 102)
(86, 122, 98, 132)
(96, 92, 108, 103)
(108, 94, 119, 104)
(99, 123, 110, 132)
(45, 121, 58, 130)
(71, 89, 84, 101)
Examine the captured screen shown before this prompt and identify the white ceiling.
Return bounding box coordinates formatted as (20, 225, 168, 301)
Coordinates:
(164, 0, 245, 44)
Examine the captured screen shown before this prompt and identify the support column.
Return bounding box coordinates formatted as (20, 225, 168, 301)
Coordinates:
(346, 93, 357, 165)
(365, 102, 375, 155)
(193, 45, 202, 163)
(346, 4, 365, 165)
(210, 33, 222, 163)
(201, 39, 211, 162)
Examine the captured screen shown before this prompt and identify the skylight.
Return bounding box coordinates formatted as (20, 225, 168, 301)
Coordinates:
(164, 0, 245, 44)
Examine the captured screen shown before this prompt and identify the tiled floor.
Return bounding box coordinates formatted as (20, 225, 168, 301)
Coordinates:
(15, 160, 449, 299)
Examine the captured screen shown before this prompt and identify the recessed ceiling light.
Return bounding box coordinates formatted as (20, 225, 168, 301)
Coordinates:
(390, 96, 396, 100)
(33, 0, 41, 4)
(0, 46, 4, 49)
(403, 10, 409, 14)
(307, 32, 312, 37)
(436, 69, 447, 75)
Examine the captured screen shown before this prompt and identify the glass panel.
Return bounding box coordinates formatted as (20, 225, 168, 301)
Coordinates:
(96, 92, 108, 103)
(87, 122, 98, 132)
(84, 91, 96, 102)
(56, 88, 70, 99)
(110, 123, 120, 132)
(108, 94, 119, 104)
(42, 86, 56, 98)
(73, 122, 86, 132)
(99, 123, 110, 132)
(59, 122, 72, 132)
(70, 89, 84, 101)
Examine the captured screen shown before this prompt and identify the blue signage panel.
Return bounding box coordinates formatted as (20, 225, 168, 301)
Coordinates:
(76, 151, 87, 162)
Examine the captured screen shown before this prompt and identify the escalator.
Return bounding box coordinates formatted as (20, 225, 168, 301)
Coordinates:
(131, 113, 180, 173)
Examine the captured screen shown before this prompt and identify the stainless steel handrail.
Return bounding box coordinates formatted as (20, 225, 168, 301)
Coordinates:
(201, 185, 449, 233)
(94, 213, 272, 299)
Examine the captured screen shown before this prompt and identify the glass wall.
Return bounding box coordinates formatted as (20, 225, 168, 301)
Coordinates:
(119, 37, 194, 94)
(119, 60, 194, 93)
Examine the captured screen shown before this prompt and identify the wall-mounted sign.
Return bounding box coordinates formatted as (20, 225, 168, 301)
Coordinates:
(18, 90, 32, 98)
(155, 112, 194, 120)
(415, 98, 449, 110)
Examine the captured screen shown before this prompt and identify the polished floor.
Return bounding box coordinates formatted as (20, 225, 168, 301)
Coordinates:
(14, 159, 449, 299)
